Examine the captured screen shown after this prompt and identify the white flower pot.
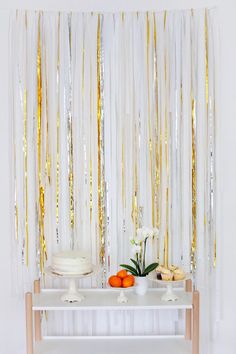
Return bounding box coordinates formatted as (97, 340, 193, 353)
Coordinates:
(135, 276, 148, 295)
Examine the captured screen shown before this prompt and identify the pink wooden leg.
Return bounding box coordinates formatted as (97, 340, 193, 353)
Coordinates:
(25, 292, 33, 354)
(192, 290, 200, 354)
(185, 279, 192, 340)
(34, 279, 41, 341)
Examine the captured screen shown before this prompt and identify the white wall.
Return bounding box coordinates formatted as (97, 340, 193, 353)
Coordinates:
(0, 1, 235, 354)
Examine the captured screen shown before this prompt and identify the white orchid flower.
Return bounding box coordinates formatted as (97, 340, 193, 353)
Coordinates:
(131, 244, 141, 256)
(141, 226, 153, 240)
(153, 228, 159, 238)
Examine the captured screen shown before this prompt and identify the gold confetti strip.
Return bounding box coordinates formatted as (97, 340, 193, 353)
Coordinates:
(37, 13, 47, 273)
(56, 13, 60, 241)
(97, 15, 106, 267)
(39, 186, 47, 271)
(37, 14, 42, 184)
(191, 97, 197, 272)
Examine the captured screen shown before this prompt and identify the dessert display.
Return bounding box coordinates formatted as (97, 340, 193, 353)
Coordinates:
(108, 270, 135, 288)
(173, 268, 185, 281)
(156, 265, 186, 282)
(161, 268, 173, 281)
(52, 250, 92, 275)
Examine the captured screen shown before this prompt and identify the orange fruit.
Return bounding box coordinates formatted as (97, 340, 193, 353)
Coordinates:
(116, 269, 128, 279)
(122, 275, 135, 288)
(109, 275, 122, 287)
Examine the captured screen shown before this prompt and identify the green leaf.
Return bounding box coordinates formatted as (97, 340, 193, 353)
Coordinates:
(130, 259, 141, 276)
(143, 262, 159, 276)
(120, 264, 139, 276)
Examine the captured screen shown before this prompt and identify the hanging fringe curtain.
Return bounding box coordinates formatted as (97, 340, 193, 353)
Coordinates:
(10, 8, 219, 352)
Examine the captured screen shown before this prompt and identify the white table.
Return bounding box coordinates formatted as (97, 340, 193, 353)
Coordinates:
(25, 279, 199, 354)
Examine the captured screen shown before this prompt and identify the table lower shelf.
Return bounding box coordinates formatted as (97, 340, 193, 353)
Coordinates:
(34, 337, 191, 354)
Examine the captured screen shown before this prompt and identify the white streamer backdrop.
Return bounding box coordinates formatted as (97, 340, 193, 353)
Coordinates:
(10, 8, 220, 353)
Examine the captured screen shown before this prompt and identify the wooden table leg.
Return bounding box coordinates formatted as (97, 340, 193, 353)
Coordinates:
(192, 290, 200, 354)
(34, 279, 41, 341)
(185, 279, 192, 339)
(25, 292, 33, 354)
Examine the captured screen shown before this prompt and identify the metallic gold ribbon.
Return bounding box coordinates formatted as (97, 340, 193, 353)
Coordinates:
(37, 13, 47, 273)
(97, 15, 106, 273)
(191, 97, 197, 272)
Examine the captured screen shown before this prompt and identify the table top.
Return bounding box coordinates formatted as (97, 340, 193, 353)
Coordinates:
(33, 288, 192, 311)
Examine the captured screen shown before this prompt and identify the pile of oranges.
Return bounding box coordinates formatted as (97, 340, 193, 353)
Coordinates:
(108, 270, 135, 288)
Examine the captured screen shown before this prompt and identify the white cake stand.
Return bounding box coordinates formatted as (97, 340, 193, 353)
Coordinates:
(148, 272, 191, 302)
(107, 284, 134, 303)
(45, 266, 97, 303)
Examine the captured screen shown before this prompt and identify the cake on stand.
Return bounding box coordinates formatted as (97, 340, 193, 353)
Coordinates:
(45, 265, 97, 303)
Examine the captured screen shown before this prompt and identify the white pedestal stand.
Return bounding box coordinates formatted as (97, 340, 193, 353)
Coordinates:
(107, 286, 134, 303)
(45, 266, 97, 303)
(148, 273, 191, 302)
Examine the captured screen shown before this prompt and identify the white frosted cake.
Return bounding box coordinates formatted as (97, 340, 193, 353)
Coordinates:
(52, 251, 92, 275)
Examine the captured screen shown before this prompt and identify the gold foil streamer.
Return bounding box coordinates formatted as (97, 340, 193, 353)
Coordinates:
(23, 88, 29, 266)
(56, 13, 60, 241)
(97, 15, 106, 268)
(191, 97, 197, 271)
(37, 14, 42, 184)
(37, 13, 47, 273)
(39, 186, 47, 271)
